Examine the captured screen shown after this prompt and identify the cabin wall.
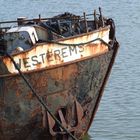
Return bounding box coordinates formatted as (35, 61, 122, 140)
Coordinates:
(34, 26, 48, 42)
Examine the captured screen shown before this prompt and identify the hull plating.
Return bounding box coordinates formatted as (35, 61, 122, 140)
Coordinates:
(0, 41, 119, 140)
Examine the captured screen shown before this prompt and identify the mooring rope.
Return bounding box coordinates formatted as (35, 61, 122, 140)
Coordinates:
(47, 37, 112, 50)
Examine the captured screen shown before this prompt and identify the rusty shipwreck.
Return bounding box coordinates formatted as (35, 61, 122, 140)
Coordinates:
(0, 8, 119, 140)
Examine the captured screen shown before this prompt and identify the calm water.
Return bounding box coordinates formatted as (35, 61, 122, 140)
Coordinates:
(0, 0, 140, 140)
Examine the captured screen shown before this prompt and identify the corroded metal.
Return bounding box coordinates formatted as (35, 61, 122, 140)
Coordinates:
(0, 41, 119, 140)
(0, 10, 119, 140)
(0, 27, 109, 75)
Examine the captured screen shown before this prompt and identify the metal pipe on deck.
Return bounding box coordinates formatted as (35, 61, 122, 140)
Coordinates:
(83, 12, 88, 33)
(17, 17, 27, 26)
(94, 10, 98, 29)
(99, 7, 104, 27)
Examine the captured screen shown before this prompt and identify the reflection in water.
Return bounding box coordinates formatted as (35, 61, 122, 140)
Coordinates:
(82, 134, 93, 140)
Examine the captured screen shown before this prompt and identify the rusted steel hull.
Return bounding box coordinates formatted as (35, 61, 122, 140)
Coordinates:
(0, 41, 119, 140)
(0, 27, 109, 75)
(0, 11, 119, 139)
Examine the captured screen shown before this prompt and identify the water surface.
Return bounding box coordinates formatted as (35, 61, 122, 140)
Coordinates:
(0, 1, 140, 139)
